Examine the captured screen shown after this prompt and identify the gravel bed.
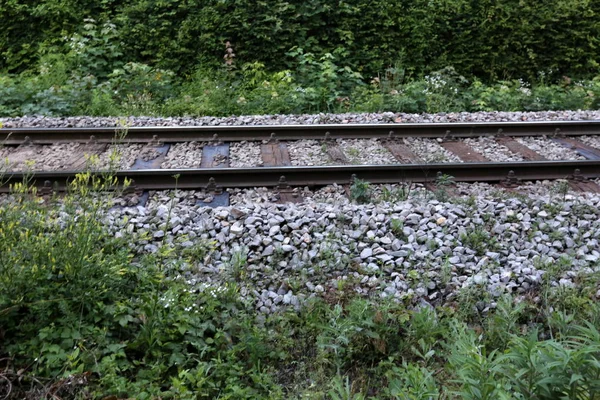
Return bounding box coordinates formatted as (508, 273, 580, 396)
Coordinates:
(3, 143, 86, 171)
(0, 146, 13, 170)
(287, 140, 330, 166)
(230, 141, 262, 167)
(230, 183, 429, 207)
(146, 190, 215, 209)
(306, 184, 349, 205)
(230, 188, 282, 205)
(0, 145, 11, 159)
(337, 139, 396, 164)
(579, 135, 600, 150)
(35, 143, 87, 170)
(103, 185, 600, 314)
(463, 137, 524, 162)
(455, 180, 590, 202)
(516, 137, 586, 160)
(95, 144, 143, 170)
(404, 138, 463, 163)
(161, 142, 204, 169)
(2, 110, 600, 128)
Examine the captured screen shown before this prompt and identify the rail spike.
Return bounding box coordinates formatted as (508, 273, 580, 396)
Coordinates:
(267, 132, 278, 144)
(569, 168, 584, 182)
(22, 136, 32, 146)
(149, 134, 163, 147)
(276, 175, 291, 191)
(442, 130, 455, 142)
(87, 135, 98, 146)
(386, 130, 396, 142)
(40, 180, 52, 196)
(504, 170, 520, 187)
(211, 134, 222, 145)
(206, 177, 223, 194)
(553, 128, 563, 138)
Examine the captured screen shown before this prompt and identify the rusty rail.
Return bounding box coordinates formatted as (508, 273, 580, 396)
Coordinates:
(1, 120, 599, 144)
(2, 160, 599, 193)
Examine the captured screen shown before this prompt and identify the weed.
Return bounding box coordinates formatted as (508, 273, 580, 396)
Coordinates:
(434, 173, 455, 202)
(349, 178, 372, 204)
(426, 239, 439, 251)
(328, 375, 366, 400)
(346, 147, 360, 158)
(460, 226, 497, 256)
(440, 258, 453, 287)
(482, 296, 528, 349)
(229, 245, 249, 282)
(181, 238, 215, 263)
(551, 179, 570, 202)
(384, 362, 439, 400)
(448, 327, 508, 400)
(498, 328, 600, 398)
(380, 183, 412, 203)
(390, 218, 405, 238)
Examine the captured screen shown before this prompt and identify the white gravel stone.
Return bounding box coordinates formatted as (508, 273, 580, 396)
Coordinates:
(97, 184, 600, 314)
(36, 143, 87, 170)
(463, 137, 524, 161)
(96, 144, 143, 170)
(161, 142, 203, 168)
(287, 140, 329, 166)
(3, 143, 94, 171)
(404, 137, 462, 163)
(337, 139, 396, 164)
(230, 141, 262, 167)
(4, 171, 600, 316)
(516, 137, 585, 160)
(3, 110, 600, 128)
(579, 135, 600, 150)
(0, 146, 13, 165)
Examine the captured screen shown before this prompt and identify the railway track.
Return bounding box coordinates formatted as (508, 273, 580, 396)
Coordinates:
(2, 120, 600, 144)
(2, 121, 600, 204)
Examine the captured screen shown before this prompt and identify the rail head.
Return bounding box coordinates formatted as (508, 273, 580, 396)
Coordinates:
(2, 160, 599, 192)
(1, 120, 599, 144)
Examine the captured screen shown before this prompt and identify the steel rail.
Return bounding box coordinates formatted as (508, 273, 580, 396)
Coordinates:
(1, 120, 599, 144)
(2, 160, 599, 193)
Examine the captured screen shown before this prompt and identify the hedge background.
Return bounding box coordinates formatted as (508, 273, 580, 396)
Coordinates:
(1, 0, 599, 81)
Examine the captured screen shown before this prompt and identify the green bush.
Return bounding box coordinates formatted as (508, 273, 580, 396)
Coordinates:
(0, 175, 282, 398)
(2, 61, 600, 117)
(2, 0, 600, 81)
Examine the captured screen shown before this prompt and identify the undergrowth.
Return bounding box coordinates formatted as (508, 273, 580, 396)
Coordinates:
(1, 174, 600, 399)
(2, 49, 600, 117)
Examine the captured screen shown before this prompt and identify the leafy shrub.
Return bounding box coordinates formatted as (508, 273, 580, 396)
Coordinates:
(84, 62, 177, 116)
(350, 178, 372, 204)
(288, 47, 364, 112)
(0, 174, 281, 398)
(0, 73, 95, 116)
(66, 18, 124, 79)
